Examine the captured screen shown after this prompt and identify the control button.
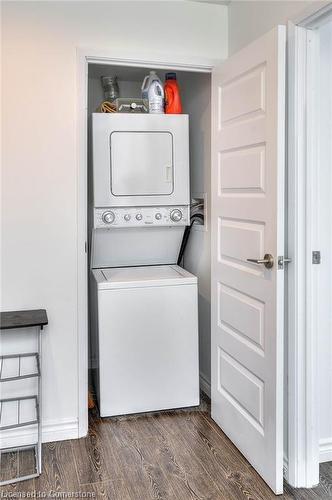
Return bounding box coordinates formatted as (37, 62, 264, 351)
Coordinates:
(102, 211, 115, 224)
(170, 209, 183, 222)
(124, 214, 131, 221)
(136, 213, 143, 221)
(155, 213, 162, 220)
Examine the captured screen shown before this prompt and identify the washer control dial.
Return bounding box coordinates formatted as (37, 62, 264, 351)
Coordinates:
(136, 213, 143, 221)
(170, 209, 183, 222)
(155, 213, 162, 220)
(124, 214, 131, 221)
(102, 211, 115, 224)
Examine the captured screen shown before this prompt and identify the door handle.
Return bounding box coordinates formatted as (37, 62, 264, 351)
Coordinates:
(247, 253, 274, 269)
(278, 256, 292, 269)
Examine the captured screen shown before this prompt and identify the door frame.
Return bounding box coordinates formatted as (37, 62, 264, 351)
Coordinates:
(75, 8, 332, 488)
(76, 49, 215, 437)
(287, 2, 332, 488)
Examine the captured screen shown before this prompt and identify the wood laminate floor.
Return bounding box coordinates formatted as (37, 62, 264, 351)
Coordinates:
(1, 396, 331, 499)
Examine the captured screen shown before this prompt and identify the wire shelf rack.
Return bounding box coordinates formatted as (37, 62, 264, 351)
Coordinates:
(0, 310, 47, 486)
(0, 444, 40, 486)
(0, 396, 39, 431)
(0, 353, 40, 382)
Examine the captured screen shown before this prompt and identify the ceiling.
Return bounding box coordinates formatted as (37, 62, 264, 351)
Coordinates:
(88, 63, 211, 83)
(189, 0, 231, 5)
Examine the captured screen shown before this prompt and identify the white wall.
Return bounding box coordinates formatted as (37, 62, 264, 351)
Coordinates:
(1, 1, 227, 441)
(181, 72, 212, 395)
(228, 0, 324, 54)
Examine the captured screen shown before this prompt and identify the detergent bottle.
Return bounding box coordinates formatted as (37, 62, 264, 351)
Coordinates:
(141, 71, 164, 114)
(164, 72, 182, 114)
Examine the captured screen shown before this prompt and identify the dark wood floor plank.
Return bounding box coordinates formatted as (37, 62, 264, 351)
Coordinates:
(154, 436, 233, 500)
(196, 413, 279, 500)
(148, 411, 239, 499)
(319, 461, 332, 497)
(72, 412, 124, 485)
(0, 449, 36, 493)
(0, 450, 18, 483)
(284, 481, 328, 500)
(154, 411, 254, 500)
(35, 441, 79, 494)
(199, 414, 301, 500)
(168, 470, 232, 500)
(100, 412, 165, 471)
(18, 448, 37, 477)
(123, 468, 171, 500)
(2, 400, 331, 500)
(101, 416, 177, 499)
(79, 478, 131, 499)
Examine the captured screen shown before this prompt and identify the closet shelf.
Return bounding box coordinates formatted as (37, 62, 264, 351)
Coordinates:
(0, 353, 40, 382)
(0, 395, 39, 431)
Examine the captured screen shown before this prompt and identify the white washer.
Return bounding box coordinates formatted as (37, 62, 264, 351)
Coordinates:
(91, 265, 199, 417)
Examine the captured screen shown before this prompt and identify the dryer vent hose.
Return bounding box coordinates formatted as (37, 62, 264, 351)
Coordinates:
(177, 213, 204, 265)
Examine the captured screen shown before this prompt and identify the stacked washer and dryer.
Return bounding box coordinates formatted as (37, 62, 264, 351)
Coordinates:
(90, 113, 199, 417)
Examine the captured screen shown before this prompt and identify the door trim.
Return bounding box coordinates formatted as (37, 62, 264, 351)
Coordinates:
(76, 49, 215, 437)
(287, 3, 332, 488)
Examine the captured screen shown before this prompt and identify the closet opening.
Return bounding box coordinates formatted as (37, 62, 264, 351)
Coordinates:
(86, 62, 212, 407)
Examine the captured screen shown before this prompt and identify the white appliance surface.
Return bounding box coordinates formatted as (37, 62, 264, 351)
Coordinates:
(90, 226, 184, 269)
(91, 265, 199, 417)
(111, 131, 173, 196)
(92, 113, 189, 210)
(94, 205, 189, 229)
(94, 264, 197, 288)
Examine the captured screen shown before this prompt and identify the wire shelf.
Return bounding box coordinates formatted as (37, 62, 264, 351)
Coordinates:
(0, 353, 40, 382)
(0, 444, 40, 486)
(0, 396, 39, 431)
(0, 311, 46, 485)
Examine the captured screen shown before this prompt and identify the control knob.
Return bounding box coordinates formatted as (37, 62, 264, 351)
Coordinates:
(102, 211, 115, 224)
(124, 214, 131, 221)
(170, 209, 183, 222)
(136, 213, 143, 221)
(155, 213, 162, 220)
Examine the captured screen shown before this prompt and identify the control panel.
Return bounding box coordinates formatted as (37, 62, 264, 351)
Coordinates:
(94, 206, 190, 228)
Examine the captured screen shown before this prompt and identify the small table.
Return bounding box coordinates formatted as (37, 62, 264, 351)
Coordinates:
(0, 309, 48, 486)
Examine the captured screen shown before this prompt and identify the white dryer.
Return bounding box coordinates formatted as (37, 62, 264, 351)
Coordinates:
(90, 114, 190, 269)
(92, 113, 190, 212)
(90, 265, 199, 417)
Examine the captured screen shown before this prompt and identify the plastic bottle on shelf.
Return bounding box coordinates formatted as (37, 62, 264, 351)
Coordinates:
(164, 72, 182, 114)
(141, 71, 164, 114)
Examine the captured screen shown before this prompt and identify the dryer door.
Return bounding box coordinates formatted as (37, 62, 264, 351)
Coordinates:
(111, 131, 174, 196)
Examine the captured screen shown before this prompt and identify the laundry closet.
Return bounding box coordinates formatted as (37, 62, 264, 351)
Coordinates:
(87, 64, 212, 414)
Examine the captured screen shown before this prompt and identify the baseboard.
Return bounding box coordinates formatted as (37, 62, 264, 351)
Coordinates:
(200, 372, 211, 398)
(320, 438, 332, 463)
(1, 418, 79, 449)
(283, 454, 289, 479)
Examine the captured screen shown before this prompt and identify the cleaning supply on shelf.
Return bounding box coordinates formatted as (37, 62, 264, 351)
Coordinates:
(164, 72, 182, 114)
(141, 71, 164, 114)
(114, 98, 148, 113)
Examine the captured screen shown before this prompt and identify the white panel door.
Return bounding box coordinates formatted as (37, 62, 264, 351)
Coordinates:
(211, 26, 286, 494)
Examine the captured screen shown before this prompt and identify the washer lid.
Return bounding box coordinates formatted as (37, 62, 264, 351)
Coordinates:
(93, 265, 197, 289)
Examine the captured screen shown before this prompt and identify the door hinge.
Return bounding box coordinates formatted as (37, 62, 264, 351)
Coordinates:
(312, 251, 321, 264)
(278, 256, 292, 270)
(85, 241, 87, 254)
